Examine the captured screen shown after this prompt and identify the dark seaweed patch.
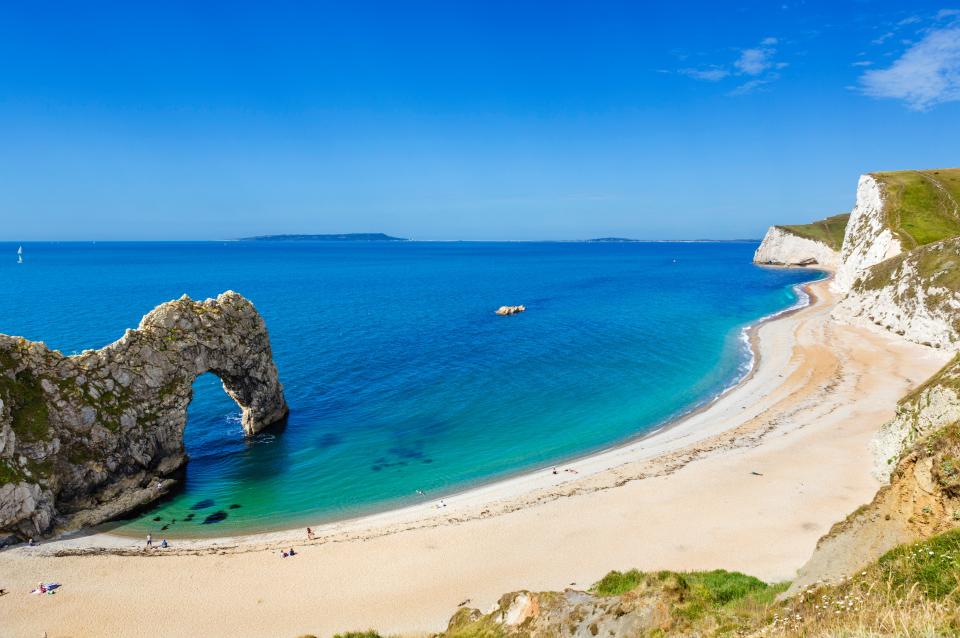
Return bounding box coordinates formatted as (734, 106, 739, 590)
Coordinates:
(228, 503, 242, 510)
(152, 516, 162, 522)
(191, 499, 215, 510)
(316, 432, 343, 448)
(202, 511, 228, 524)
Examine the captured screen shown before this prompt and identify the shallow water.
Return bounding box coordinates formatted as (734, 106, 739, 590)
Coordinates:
(0, 241, 817, 536)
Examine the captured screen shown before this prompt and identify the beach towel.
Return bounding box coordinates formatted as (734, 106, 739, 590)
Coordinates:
(30, 583, 60, 595)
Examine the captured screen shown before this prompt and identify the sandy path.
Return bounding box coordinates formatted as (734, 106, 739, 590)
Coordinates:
(0, 279, 949, 638)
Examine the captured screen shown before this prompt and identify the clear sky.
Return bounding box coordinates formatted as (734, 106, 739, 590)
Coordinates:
(3, 1, 960, 240)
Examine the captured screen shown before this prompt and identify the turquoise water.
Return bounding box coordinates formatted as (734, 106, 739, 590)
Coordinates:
(0, 241, 817, 536)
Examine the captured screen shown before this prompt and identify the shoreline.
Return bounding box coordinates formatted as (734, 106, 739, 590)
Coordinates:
(64, 271, 823, 548)
(94, 270, 824, 543)
(2, 274, 950, 638)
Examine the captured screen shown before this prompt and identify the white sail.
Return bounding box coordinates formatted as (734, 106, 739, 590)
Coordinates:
(17, 245, 23, 263)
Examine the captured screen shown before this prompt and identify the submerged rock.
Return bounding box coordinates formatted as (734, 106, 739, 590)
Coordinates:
(0, 291, 288, 539)
(202, 510, 228, 524)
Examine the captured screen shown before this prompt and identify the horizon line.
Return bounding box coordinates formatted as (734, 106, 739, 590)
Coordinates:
(2, 238, 764, 244)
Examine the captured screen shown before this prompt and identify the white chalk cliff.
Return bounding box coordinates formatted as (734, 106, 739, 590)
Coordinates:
(869, 354, 960, 482)
(833, 238, 960, 349)
(831, 175, 902, 294)
(752, 226, 840, 268)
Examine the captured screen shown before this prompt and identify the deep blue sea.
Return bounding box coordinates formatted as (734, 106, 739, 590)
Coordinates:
(0, 241, 817, 536)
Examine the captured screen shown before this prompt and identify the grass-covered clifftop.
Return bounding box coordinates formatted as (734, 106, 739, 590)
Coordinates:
(778, 213, 849, 251)
(872, 169, 960, 249)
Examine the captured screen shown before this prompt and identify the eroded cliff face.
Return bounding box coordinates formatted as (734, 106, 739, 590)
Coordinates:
(0, 291, 287, 539)
(832, 237, 960, 350)
(870, 354, 960, 482)
(789, 421, 960, 595)
(832, 175, 902, 294)
(753, 226, 840, 268)
(445, 588, 675, 638)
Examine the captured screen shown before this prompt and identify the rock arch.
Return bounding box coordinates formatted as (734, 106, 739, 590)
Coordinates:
(0, 291, 287, 539)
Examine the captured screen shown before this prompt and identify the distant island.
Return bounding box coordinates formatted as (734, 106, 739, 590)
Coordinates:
(239, 233, 408, 241)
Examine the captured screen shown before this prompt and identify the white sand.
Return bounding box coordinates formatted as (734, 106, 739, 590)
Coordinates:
(0, 278, 950, 638)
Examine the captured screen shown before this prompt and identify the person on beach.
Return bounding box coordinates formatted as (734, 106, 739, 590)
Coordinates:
(160, 539, 168, 549)
(306, 527, 314, 540)
(281, 550, 288, 558)
(289, 548, 296, 556)
(146, 533, 152, 548)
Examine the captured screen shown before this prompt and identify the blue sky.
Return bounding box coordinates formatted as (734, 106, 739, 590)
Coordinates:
(2, 1, 960, 240)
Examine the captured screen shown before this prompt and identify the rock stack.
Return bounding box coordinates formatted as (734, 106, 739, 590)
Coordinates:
(495, 305, 526, 316)
(0, 291, 288, 540)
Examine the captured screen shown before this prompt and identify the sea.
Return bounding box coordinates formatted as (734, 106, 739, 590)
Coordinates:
(0, 241, 819, 536)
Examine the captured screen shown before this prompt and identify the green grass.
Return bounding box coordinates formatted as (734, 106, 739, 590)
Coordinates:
(873, 169, 960, 249)
(592, 568, 773, 604)
(331, 632, 384, 638)
(858, 237, 960, 292)
(589, 568, 787, 634)
(854, 238, 960, 338)
(591, 568, 646, 595)
(876, 528, 960, 600)
(0, 458, 26, 485)
(779, 213, 850, 251)
(0, 368, 51, 442)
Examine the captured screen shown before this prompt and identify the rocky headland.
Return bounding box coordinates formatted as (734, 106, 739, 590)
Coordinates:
(0, 291, 287, 540)
(753, 215, 847, 268)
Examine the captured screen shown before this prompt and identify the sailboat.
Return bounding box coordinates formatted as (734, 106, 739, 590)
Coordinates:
(17, 245, 23, 264)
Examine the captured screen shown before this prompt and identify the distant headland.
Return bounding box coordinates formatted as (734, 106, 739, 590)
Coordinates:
(239, 233, 407, 242)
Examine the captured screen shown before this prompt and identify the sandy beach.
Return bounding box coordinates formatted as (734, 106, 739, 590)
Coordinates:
(0, 277, 950, 638)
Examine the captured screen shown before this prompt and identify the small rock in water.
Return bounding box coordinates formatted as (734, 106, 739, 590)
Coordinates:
(228, 503, 242, 510)
(152, 516, 162, 522)
(184, 513, 195, 521)
(495, 304, 526, 316)
(160, 524, 169, 531)
(202, 511, 228, 524)
(191, 499, 215, 510)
